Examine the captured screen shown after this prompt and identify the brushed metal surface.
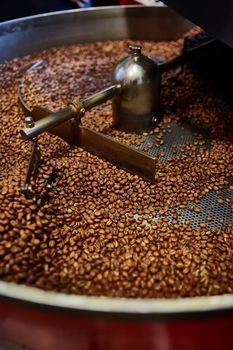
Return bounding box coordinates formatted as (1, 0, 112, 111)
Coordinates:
(0, 6, 193, 62)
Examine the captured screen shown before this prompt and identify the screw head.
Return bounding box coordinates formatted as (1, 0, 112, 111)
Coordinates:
(25, 116, 35, 128)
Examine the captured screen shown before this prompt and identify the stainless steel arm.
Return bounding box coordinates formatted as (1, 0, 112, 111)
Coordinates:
(82, 84, 120, 110)
(20, 85, 120, 140)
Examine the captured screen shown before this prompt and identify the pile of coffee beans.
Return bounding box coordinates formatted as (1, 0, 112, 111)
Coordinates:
(0, 29, 232, 298)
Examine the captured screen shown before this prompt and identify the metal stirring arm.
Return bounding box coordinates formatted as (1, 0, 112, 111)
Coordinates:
(21, 85, 120, 140)
(18, 63, 57, 204)
(19, 117, 57, 205)
(20, 134, 40, 199)
(21, 105, 156, 182)
(18, 63, 156, 188)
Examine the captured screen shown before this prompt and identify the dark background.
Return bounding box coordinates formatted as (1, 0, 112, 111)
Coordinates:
(163, 0, 233, 49)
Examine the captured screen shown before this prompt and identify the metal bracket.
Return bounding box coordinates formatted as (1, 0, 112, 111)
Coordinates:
(20, 116, 56, 206)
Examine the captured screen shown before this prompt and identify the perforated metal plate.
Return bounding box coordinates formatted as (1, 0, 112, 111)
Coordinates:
(137, 120, 233, 230)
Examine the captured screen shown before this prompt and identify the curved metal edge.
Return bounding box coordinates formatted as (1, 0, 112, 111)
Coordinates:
(0, 6, 193, 62)
(0, 6, 162, 33)
(0, 281, 233, 320)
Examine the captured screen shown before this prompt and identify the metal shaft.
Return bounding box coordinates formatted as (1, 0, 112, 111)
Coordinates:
(83, 85, 120, 110)
(20, 105, 80, 140)
(20, 85, 120, 140)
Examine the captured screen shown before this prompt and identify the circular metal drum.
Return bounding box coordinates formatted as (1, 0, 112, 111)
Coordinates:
(0, 6, 233, 350)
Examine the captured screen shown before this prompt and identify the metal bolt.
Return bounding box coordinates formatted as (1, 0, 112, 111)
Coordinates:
(25, 116, 35, 128)
(129, 44, 142, 56)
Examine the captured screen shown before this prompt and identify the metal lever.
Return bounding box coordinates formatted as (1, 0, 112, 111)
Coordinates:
(20, 117, 41, 199)
(20, 116, 57, 205)
(20, 85, 120, 140)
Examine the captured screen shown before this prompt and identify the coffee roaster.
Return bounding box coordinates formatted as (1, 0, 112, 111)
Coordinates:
(0, 4, 233, 350)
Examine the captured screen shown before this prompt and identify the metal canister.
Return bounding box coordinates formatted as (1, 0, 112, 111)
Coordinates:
(112, 44, 161, 133)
